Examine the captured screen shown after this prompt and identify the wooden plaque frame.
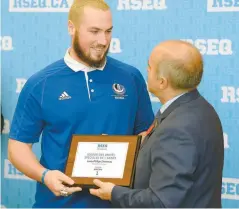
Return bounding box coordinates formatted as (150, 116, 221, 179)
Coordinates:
(64, 135, 142, 188)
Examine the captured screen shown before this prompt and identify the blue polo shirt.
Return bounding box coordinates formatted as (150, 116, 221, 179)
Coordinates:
(9, 55, 154, 208)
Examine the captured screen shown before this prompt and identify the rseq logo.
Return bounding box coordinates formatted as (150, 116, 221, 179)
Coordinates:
(207, 0, 239, 12)
(222, 178, 239, 200)
(109, 38, 122, 54)
(9, 0, 74, 12)
(181, 39, 233, 55)
(4, 159, 32, 180)
(2, 119, 10, 134)
(117, 0, 167, 10)
(97, 144, 108, 150)
(223, 133, 229, 149)
(16, 78, 27, 93)
(0, 36, 13, 51)
(98, 144, 107, 148)
(221, 86, 239, 103)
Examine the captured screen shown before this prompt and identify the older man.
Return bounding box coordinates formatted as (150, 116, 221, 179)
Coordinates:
(90, 40, 224, 208)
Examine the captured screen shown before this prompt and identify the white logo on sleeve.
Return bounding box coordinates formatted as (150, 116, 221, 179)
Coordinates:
(59, 91, 71, 100)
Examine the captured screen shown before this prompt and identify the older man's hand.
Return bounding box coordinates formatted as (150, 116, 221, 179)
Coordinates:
(89, 179, 115, 201)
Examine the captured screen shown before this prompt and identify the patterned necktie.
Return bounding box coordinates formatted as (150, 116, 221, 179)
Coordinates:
(145, 118, 158, 136)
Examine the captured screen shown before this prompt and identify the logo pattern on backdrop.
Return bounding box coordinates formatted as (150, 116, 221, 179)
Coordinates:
(2, 0, 239, 207)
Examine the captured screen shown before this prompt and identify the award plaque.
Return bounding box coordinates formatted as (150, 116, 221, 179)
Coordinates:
(64, 135, 142, 188)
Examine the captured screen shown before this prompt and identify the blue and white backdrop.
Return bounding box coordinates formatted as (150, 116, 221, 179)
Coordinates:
(1, 0, 239, 208)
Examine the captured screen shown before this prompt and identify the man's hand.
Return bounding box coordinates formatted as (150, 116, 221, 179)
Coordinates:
(44, 170, 82, 196)
(89, 179, 115, 200)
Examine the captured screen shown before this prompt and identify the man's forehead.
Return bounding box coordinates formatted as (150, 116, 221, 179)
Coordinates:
(80, 7, 112, 26)
(82, 7, 111, 19)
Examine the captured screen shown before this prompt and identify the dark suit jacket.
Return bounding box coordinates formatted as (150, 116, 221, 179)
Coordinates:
(112, 89, 224, 208)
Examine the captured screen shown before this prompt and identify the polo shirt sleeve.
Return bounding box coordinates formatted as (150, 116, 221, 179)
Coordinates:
(9, 78, 44, 143)
(132, 69, 154, 134)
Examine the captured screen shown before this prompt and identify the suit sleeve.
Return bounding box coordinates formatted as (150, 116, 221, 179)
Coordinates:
(111, 128, 198, 208)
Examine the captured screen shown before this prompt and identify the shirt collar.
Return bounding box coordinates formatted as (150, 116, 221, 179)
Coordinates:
(160, 93, 186, 113)
(63, 48, 106, 72)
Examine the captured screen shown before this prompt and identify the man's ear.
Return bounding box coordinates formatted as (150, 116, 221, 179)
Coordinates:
(68, 20, 76, 36)
(158, 76, 168, 90)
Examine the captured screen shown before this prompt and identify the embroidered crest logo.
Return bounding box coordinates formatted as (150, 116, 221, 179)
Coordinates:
(112, 83, 127, 99)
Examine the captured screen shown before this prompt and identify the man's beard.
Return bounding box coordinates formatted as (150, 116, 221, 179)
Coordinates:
(73, 32, 109, 68)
